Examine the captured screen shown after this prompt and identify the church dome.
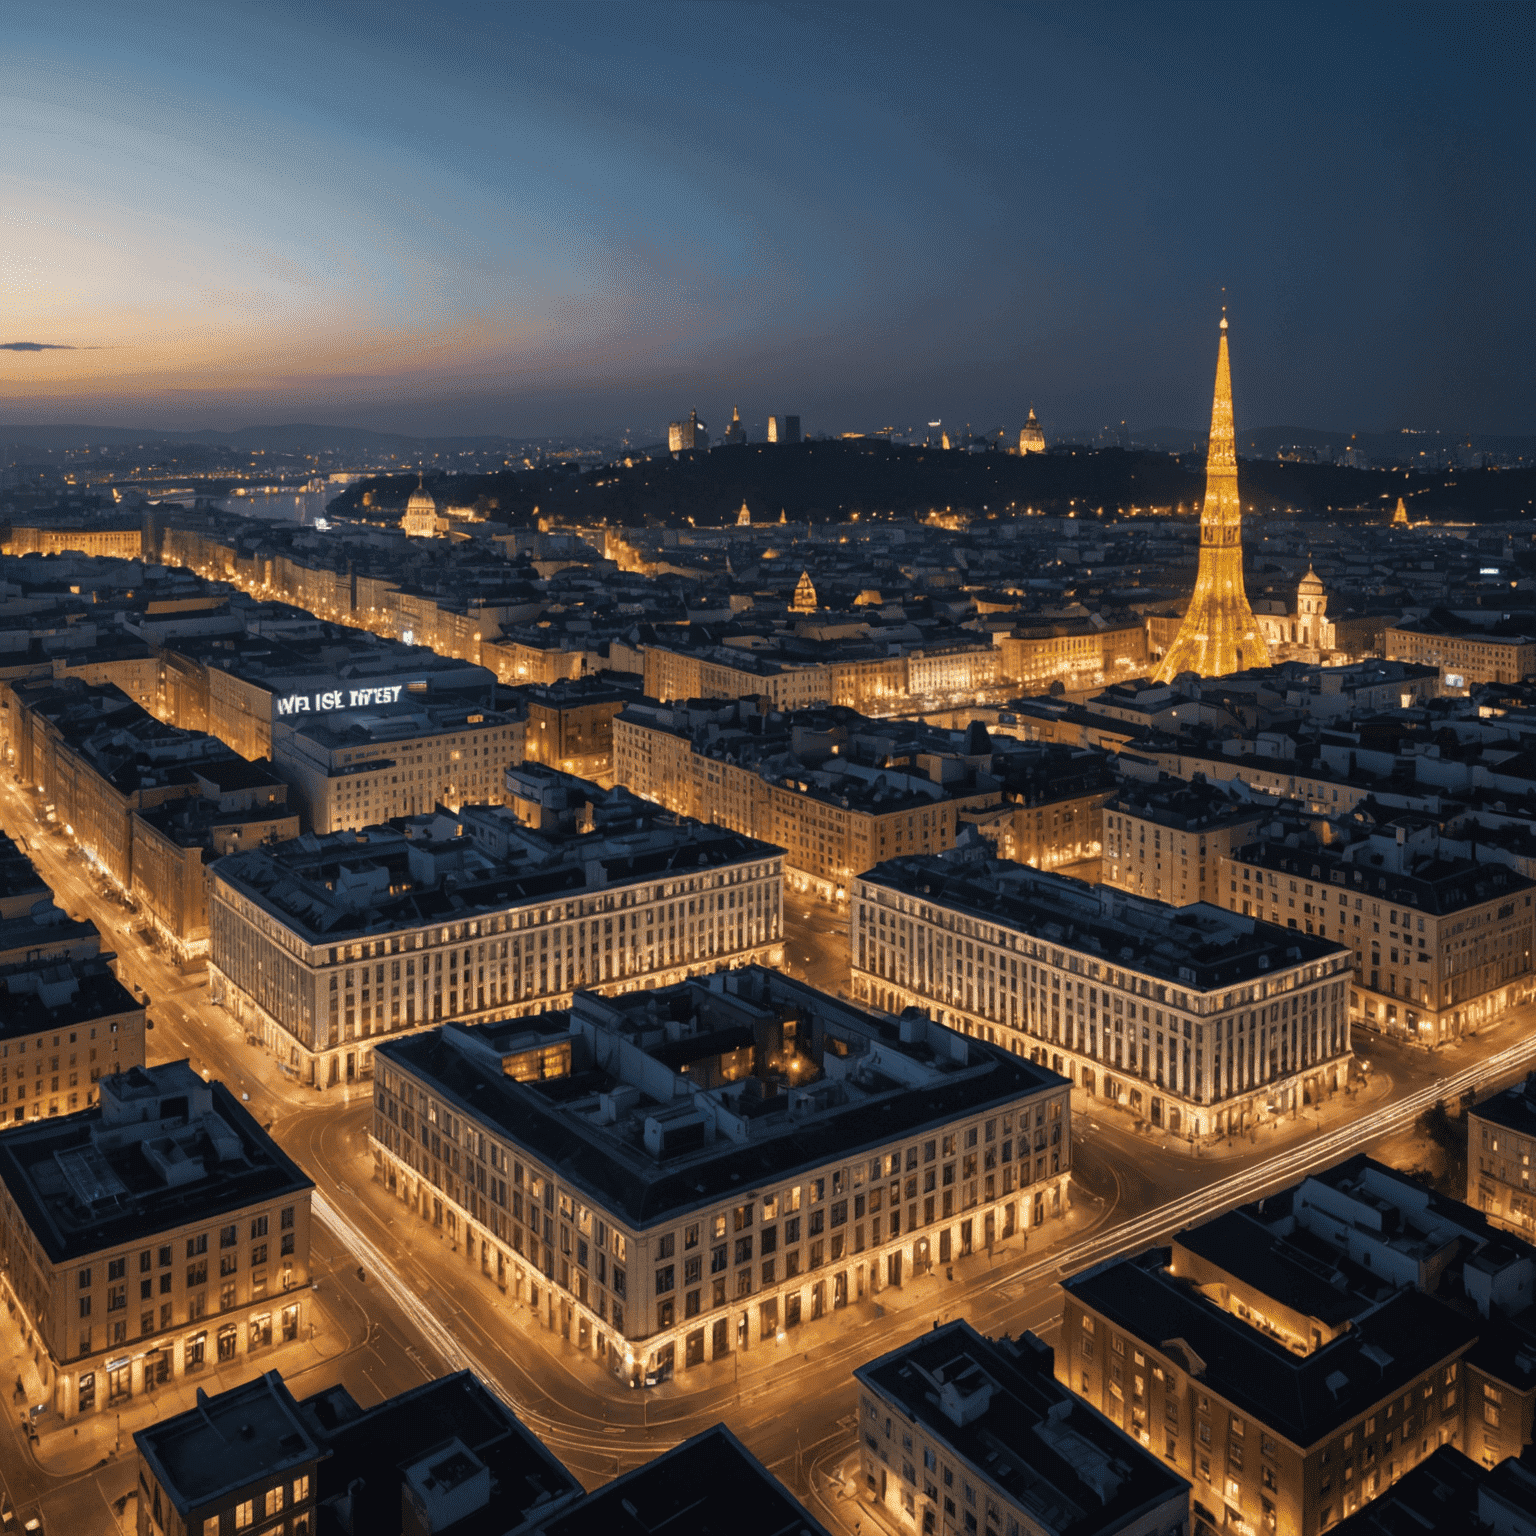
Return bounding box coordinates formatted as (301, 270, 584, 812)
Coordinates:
(407, 485, 436, 513)
(1298, 564, 1324, 594)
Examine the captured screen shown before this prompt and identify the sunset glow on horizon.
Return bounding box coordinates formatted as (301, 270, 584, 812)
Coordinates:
(2, 1, 1531, 436)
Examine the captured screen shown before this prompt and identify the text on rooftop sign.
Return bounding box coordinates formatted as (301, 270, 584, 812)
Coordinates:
(274, 684, 411, 716)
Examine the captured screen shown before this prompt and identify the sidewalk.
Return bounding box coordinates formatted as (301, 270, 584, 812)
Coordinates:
(2, 1301, 353, 1479)
(1077, 1064, 1393, 1165)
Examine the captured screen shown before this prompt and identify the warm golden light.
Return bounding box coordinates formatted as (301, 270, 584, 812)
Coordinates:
(1154, 314, 1271, 682)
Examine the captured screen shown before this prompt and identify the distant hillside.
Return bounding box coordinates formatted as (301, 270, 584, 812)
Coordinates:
(325, 440, 1536, 527)
(1133, 424, 1535, 461)
(0, 422, 515, 453)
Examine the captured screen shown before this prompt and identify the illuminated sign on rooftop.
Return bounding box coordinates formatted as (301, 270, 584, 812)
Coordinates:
(274, 682, 422, 717)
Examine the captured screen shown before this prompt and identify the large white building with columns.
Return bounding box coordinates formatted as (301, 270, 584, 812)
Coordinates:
(208, 797, 783, 1090)
(370, 968, 1070, 1386)
(851, 849, 1353, 1141)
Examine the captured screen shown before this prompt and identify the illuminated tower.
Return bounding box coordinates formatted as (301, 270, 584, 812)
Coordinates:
(1153, 314, 1270, 682)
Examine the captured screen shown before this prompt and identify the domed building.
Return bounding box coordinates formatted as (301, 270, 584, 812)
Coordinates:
(1255, 563, 1335, 663)
(1017, 406, 1046, 455)
(402, 477, 441, 539)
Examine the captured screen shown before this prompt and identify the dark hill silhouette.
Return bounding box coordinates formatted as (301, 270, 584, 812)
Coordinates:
(325, 440, 1536, 528)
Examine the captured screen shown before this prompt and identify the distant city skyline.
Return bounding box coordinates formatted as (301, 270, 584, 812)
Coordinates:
(2, 2, 1531, 437)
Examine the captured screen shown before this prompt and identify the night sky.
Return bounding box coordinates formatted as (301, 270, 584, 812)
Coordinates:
(2, 1, 1531, 437)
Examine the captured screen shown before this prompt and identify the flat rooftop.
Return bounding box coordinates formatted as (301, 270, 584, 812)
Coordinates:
(378, 968, 1065, 1229)
(534, 1424, 830, 1536)
(135, 1370, 324, 1516)
(860, 854, 1346, 993)
(857, 1323, 1188, 1536)
(0, 1061, 312, 1264)
(210, 812, 780, 944)
(1473, 1075, 1536, 1140)
(0, 953, 140, 1039)
(296, 1370, 580, 1536)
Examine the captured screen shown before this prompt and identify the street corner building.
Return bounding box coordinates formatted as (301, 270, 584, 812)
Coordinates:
(206, 791, 784, 1091)
(854, 1320, 1190, 1536)
(0, 1061, 313, 1421)
(1060, 1155, 1536, 1535)
(368, 967, 1070, 1388)
(133, 1363, 828, 1536)
(852, 847, 1353, 1142)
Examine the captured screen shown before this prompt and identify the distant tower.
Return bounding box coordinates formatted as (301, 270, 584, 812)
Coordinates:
(1018, 407, 1046, 455)
(790, 569, 818, 613)
(768, 415, 801, 444)
(1296, 563, 1327, 651)
(1153, 313, 1270, 682)
(668, 408, 709, 453)
(723, 406, 746, 446)
(1392, 497, 1409, 526)
(736, 500, 752, 527)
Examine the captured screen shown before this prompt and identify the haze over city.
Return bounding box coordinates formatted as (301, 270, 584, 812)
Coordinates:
(3, 1, 1532, 438)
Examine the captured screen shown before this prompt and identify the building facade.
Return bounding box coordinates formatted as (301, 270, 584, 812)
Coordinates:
(371, 970, 1070, 1387)
(0, 952, 145, 1122)
(273, 702, 524, 832)
(1470, 1075, 1536, 1239)
(1062, 1157, 1536, 1531)
(853, 850, 1353, 1140)
(855, 1321, 1189, 1536)
(1218, 823, 1535, 1046)
(0, 1063, 311, 1421)
(1103, 776, 1271, 908)
(1385, 624, 1536, 690)
(209, 802, 784, 1089)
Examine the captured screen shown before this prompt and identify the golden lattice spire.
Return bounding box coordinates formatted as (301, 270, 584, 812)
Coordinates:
(1153, 310, 1271, 682)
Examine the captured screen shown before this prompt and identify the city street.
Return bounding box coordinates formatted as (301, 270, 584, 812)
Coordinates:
(5, 773, 1536, 1533)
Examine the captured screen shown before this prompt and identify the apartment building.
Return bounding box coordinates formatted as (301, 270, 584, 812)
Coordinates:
(156, 633, 494, 763)
(3, 524, 145, 560)
(1219, 818, 1535, 1046)
(1062, 1156, 1536, 1532)
(3, 676, 274, 891)
(854, 847, 1352, 1140)
(1386, 623, 1536, 690)
(0, 1063, 312, 1420)
(129, 795, 300, 959)
(513, 675, 629, 776)
(1103, 774, 1272, 907)
(209, 796, 783, 1089)
(962, 749, 1115, 877)
(997, 619, 1149, 694)
(0, 951, 145, 1122)
(371, 969, 1070, 1386)
(613, 698, 1006, 899)
(1470, 1075, 1536, 1239)
(273, 700, 525, 831)
(903, 641, 999, 698)
(855, 1321, 1189, 1536)
(1327, 1445, 1536, 1536)
(641, 641, 833, 710)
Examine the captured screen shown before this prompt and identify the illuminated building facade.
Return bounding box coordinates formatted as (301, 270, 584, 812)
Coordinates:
(371, 968, 1068, 1385)
(1154, 316, 1271, 682)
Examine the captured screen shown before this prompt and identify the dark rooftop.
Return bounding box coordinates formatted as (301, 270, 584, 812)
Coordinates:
(135, 1370, 325, 1517)
(0, 1061, 312, 1264)
(857, 1322, 1188, 1536)
(534, 1424, 830, 1536)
